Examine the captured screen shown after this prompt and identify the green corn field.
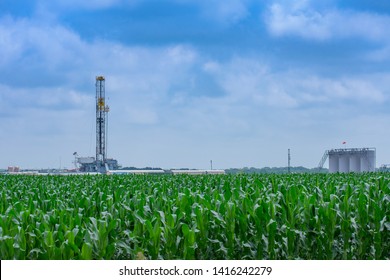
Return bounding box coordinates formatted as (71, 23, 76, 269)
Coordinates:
(0, 173, 389, 260)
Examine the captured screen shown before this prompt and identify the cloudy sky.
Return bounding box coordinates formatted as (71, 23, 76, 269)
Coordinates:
(1, 0, 390, 170)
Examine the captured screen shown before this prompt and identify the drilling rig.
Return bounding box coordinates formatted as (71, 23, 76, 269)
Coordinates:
(76, 76, 119, 173)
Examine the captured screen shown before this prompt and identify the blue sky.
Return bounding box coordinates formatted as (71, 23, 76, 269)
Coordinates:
(1, 0, 390, 169)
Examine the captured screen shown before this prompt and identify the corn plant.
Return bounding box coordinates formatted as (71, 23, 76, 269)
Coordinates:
(0, 173, 389, 260)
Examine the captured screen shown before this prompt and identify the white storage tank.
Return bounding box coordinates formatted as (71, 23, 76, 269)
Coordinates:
(329, 154, 339, 173)
(327, 148, 376, 173)
(339, 154, 350, 173)
(360, 149, 376, 172)
(350, 154, 361, 172)
(368, 150, 376, 171)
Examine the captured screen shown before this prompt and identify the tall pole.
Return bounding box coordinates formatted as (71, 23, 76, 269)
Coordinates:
(288, 149, 291, 173)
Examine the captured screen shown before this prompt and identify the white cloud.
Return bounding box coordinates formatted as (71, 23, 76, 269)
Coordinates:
(0, 84, 92, 115)
(266, 4, 333, 40)
(0, 18, 24, 65)
(167, 45, 197, 64)
(293, 75, 387, 104)
(200, 58, 387, 111)
(265, 2, 390, 42)
(266, 87, 299, 108)
(0, 16, 87, 72)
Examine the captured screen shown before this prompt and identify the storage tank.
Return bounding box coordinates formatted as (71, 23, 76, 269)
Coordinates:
(360, 149, 376, 172)
(350, 154, 361, 172)
(368, 150, 376, 171)
(339, 154, 350, 173)
(329, 154, 339, 173)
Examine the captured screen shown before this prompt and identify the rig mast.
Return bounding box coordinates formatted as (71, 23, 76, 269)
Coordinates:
(95, 76, 110, 172)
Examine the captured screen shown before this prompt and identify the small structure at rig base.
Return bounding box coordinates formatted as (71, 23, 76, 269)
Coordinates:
(76, 76, 119, 173)
(77, 156, 119, 172)
(318, 147, 376, 173)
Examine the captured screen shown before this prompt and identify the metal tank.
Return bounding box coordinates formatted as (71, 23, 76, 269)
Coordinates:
(361, 149, 376, 172)
(328, 154, 339, 173)
(339, 154, 350, 173)
(349, 154, 361, 173)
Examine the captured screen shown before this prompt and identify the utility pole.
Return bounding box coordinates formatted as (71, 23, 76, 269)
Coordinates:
(288, 149, 291, 173)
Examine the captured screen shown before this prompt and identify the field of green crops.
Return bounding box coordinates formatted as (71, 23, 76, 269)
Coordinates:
(0, 173, 389, 260)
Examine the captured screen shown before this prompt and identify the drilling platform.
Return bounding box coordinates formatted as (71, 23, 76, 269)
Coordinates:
(76, 76, 119, 173)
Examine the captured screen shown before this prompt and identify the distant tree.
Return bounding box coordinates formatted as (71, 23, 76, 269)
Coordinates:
(225, 166, 328, 174)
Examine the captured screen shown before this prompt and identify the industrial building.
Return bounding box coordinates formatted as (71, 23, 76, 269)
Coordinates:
(318, 147, 376, 173)
(379, 164, 390, 172)
(7, 166, 20, 173)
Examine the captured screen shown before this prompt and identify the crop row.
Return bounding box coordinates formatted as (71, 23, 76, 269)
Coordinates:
(0, 173, 389, 259)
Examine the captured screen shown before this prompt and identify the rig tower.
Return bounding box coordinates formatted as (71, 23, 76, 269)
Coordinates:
(96, 76, 110, 172)
(76, 76, 119, 173)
